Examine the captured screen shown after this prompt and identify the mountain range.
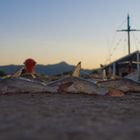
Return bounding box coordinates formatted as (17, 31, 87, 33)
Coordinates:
(0, 61, 92, 76)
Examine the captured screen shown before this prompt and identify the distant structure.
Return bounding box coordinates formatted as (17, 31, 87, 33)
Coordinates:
(100, 15, 140, 80)
(117, 14, 140, 55)
(101, 50, 140, 78)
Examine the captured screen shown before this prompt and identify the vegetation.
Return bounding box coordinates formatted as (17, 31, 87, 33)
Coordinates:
(0, 70, 6, 77)
(54, 71, 72, 77)
(62, 71, 72, 75)
(92, 70, 99, 75)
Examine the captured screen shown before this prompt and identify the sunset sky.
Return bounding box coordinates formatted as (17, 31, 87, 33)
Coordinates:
(1, 0, 140, 69)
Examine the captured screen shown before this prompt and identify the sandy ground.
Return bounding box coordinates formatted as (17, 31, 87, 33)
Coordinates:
(0, 93, 140, 140)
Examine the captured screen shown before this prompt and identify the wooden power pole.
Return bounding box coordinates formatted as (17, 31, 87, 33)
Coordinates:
(117, 14, 140, 55)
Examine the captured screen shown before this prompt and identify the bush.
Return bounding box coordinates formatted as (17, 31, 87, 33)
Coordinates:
(0, 70, 6, 77)
(92, 70, 98, 74)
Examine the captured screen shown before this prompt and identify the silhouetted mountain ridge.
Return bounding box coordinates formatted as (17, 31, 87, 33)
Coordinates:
(0, 62, 91, 76)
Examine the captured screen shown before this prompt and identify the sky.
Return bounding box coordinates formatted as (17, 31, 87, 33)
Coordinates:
(1, 0, 140, 69)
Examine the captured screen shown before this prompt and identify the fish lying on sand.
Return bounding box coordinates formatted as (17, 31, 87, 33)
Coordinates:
(46, 77, 108, 95)
(46, 77, 124, 96)
(0, 77, 55, 94)
(99, 78, 140, 93)
(0, 77, 124, 96)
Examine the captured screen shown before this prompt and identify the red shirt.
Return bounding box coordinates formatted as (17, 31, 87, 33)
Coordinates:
(24, 58, 36, 73)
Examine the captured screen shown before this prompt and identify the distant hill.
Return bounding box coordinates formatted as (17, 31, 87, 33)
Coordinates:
(0, 61, 92, 76)
(35, 61, 75, 76)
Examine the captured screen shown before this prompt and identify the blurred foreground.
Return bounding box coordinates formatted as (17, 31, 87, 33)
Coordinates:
(0, 93, 140, 140)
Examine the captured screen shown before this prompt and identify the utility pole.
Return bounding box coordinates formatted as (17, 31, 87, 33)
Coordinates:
(117, 14, 140, 55)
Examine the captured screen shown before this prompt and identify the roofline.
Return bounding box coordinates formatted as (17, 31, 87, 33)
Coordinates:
(102, 50, 140, 69)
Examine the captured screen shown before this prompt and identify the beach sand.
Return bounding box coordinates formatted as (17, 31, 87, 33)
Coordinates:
(0, 93, 140, 140)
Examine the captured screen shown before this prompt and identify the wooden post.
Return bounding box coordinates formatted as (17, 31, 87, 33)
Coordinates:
(103, 69, 107, 80)
(112, 63, 116, 79)
(137, 52, 140, 81)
